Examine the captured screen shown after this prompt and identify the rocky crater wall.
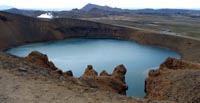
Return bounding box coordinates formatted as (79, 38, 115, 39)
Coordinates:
(0, 11, 200, 103)
(0, 11, 200, 62)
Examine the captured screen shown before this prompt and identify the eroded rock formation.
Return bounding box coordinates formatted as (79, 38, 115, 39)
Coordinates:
(26, 51, 59, 71)
(82, 65, 98, 77)
(80, 64, 128, 95)
(145, 57, 200, 103)
(111, 64, 127, 83)
(100, 70, 110, 76)
(25, 51, 128, 95)
(63, 70, 73, 77)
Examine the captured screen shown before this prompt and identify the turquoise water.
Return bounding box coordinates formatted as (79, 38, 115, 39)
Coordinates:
(7, 39, 180, 97)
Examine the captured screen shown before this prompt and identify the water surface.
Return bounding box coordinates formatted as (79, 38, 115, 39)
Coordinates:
(7, 39, 180, 97)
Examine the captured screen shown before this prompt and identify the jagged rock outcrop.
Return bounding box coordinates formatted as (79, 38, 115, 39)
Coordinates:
(160, 57, 200, 70)
(63, 70, 73, 77)
(100, 70, 110, 76)
(80, 64, 128, 95)
(82, 65, 98, 77)
(147, 69, 160, 77)
(111, 64, 127, 83)
(25, 51, 76, 77)
(25, 51, 128, 95)
(26, 51, 58, 71)
(145, 57, 200, 103)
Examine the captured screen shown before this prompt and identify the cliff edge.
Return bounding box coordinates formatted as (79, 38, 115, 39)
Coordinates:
(145, 57, 200, 103)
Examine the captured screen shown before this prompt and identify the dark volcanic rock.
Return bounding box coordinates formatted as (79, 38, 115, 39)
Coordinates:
(0, 15, 7, 21)
(145, 57, 200, 103)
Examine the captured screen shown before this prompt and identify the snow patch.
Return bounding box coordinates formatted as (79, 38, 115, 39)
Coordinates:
(37, 13, 53, 19)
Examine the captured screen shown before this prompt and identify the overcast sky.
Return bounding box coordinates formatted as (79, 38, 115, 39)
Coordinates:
(0, 0, 200, 10)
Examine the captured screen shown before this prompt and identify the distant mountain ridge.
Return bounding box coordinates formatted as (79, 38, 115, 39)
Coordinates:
(2, 3, 200, 18)
(81, 3, 125, 12)
(4, 8, 46, 17)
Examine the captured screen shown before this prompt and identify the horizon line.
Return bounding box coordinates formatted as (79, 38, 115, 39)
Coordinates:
(1, 5, 200, 11)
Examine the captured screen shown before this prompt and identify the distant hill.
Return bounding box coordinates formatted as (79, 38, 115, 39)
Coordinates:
(133, 9, 200, 17)
(0, 5, 14, 10)
(80, 4, 200, 17)
(5, 8, 46, 17)
(81, 3, 124, 12)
